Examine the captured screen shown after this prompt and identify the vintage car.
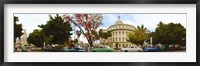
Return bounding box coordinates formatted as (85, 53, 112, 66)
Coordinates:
(144, 46, 161, 52)
(92, 45, 114, 52)
(42, 47, 59, 52)
(121, 46, 143, 52)
(160, 45, 170, 51)
(63, 47, 86, 52)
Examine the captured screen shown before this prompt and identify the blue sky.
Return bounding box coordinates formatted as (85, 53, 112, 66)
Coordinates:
(14, 14, 186, 43)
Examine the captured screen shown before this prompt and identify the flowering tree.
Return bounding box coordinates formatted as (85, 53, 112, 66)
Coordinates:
(63, 14, 103, 47)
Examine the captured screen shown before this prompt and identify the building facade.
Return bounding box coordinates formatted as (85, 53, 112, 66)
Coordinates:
(99, 16, 136, 48)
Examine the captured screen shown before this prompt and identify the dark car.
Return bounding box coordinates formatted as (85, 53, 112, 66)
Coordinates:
(144, 46, 161, 52)
(63, 47, 86, 52)
(160, 45, 170, 51)
(42, 48, 59, 52)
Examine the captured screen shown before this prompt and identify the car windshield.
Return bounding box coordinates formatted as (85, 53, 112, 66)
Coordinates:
(147, 46, 154, 48)
(130, 46, 137, 48)
(99, 45, 110, 48)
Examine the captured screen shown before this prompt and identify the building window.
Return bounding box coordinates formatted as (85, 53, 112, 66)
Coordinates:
(119, 32, 121, 35)
(113, 38, 114, 42)
(122, 32, 124, 35)
(116, 38, 117, 41)
(116, 32, 117, 36)
(122, 37, 124, 41)
(119, 37, 121, 41)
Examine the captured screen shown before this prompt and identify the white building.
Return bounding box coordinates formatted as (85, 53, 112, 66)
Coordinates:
(99, 16, 136, 48)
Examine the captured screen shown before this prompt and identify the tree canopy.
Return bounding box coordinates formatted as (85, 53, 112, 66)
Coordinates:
(98, 29, 112, 45)
(27, 29, 45, 47)
(39, 14, 73, 45)
(27, 14, 73, 47)
(14, 16, 23, 43)
(152, 21, 186, 46)
(98, 29, 112, 39)
(127, 25, 149, 46)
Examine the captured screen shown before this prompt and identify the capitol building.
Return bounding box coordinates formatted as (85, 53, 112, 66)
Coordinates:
(99, 16, 136, 48)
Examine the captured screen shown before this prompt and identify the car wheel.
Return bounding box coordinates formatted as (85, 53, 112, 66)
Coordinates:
(124, 50, 128, 52)
(138, 50, 141, 52)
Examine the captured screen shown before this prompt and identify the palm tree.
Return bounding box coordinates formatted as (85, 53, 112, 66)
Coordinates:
(136, 24, 148, 33)
(127, 25, 149, 46)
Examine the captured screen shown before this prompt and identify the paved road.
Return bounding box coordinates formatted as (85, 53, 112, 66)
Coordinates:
(172, 50, 186, 52)
(114, 50, 186, 52)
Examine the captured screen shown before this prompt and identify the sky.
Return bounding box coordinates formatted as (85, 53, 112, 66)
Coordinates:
(14, 14, 186, 43)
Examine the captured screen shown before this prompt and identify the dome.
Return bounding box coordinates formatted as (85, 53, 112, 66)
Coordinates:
(108, 16, 136, 31)
(115, 16, 123, 24)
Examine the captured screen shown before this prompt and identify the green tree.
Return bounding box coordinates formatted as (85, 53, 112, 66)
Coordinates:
(152, 21, 186, 46)
(98, 29, 112, 45)
(63, 14, 103, 47)
(39, 14, 73, 45)
(14, 16, 23, 43)
(127, 25, 149, 46)
(115, 42, 119, 49)
(27, 29, 45, 47)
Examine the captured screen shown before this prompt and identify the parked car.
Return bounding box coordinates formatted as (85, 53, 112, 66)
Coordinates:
(42, 48, 59, 52)
(92, 45, 114, 52)
(170, 47, 177, 51)
(22, 46, 28, 52)
(34, 47, 42, 51)
(63, 47, 86, 52)
(144, 46, 161, 52)
(160, 45, 170, 51)
(121, 46, 143, 52)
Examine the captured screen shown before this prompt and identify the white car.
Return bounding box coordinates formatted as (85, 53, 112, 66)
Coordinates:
(121, 46, 143, 52)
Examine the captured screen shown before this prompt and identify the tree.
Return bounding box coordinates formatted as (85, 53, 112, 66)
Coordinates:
(27, 29, 45, 47)
(63, 14, 103, 47)
(98, 29, 112, 45)
(115, 42, 119, 49)
(152, 21, 186, 46)
(39, 14, 73, 45)
(127, 25, 149, 46)
(14, 16, 23, 43)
